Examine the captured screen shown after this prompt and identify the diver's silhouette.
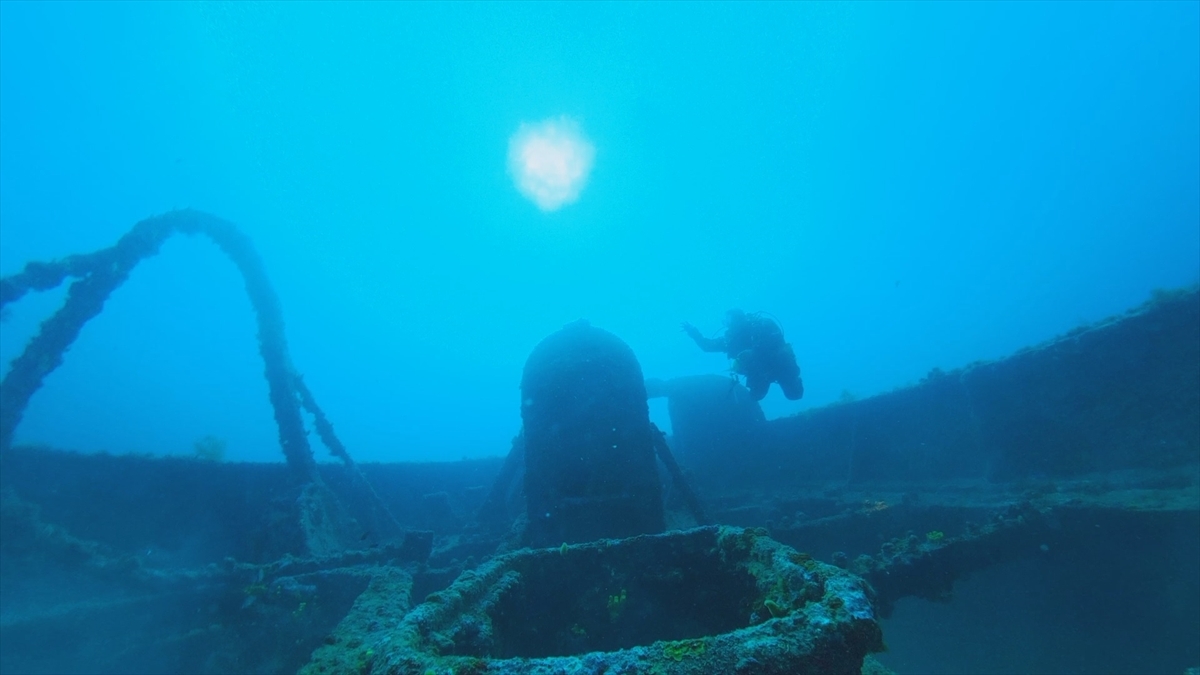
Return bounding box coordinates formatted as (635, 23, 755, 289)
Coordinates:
(682, 309, 804, 401)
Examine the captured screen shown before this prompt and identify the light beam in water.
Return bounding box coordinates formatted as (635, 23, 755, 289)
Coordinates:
(508, 116, 595, 212)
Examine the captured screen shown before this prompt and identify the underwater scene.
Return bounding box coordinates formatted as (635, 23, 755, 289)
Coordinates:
(0, 2, 1198, 674)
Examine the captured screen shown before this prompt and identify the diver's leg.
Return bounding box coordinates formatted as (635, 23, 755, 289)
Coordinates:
(746, 375, 770, 401)
(772, 344, 804, 400)
(778, 375, 804, 400)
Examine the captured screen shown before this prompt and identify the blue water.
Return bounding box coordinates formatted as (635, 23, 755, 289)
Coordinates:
(1, 1, 1197, 463)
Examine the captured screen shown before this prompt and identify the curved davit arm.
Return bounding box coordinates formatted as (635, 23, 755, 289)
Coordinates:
(0, 209, 416, 556)
(1, 209, 311, 479)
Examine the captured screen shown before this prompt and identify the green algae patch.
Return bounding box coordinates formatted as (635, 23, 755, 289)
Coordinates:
(662, 638, 707, 661)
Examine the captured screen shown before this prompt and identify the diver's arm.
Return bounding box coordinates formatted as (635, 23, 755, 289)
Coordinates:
(682, 322, 727, 353)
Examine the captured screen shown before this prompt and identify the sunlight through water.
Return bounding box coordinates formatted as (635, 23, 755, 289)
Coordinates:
(507, 116, 595, 212)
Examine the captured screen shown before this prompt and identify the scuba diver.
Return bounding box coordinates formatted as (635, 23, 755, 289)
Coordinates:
(682, 309, 804, 402)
